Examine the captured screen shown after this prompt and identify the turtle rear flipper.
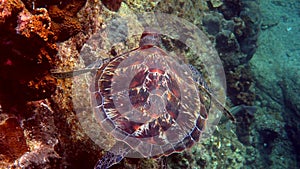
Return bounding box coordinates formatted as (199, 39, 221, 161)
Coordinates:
(94, 143, 131, 169)
(94, 151, 124, 169)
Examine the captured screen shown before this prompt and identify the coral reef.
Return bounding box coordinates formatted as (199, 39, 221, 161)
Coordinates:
(203, 0, 261, 67)
(0, 114, 28, 164)
(0, 0, 57, 109)
(0, 0, 86, 113)
(153, 0, 208, 26)
(21, 0, 85, 41)
(48, 5, 82, 41)
(167, 125, 247, 169)
(226, 65, 255, 105)
(0, 0, 94, 168)
(198, 1, 260, 125)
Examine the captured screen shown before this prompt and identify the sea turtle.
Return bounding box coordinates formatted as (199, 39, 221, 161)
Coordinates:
(52, 28, 235, 169)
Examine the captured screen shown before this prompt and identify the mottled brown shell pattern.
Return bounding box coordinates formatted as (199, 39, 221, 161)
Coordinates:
(90, 43, 208, 157)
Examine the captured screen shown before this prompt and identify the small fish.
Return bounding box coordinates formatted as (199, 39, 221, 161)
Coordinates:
(230, 105, 257, 116)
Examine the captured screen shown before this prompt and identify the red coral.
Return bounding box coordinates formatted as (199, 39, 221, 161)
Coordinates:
(0, 0, 57, 109)
(16, 8, 54, 41)
(0, 0, 24, 24)
(48, 5, 82, 41)
(0, 115, 29, 163)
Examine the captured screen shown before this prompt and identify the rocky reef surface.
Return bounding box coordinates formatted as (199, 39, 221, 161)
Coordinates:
(250, 0, 300, 168)
(0, 0, 298, 168)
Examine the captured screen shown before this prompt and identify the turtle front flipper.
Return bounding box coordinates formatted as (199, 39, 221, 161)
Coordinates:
(51, 58, 110, 79)
(51, 69, 94, 79)
(188, 64, 236, 122)
(198, 83, 236, 122)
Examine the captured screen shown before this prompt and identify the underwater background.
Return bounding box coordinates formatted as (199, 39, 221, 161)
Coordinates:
(0, 0, 299, 168)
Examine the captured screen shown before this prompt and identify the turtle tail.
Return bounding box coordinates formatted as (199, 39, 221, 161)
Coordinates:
(94, 151, 124, 169)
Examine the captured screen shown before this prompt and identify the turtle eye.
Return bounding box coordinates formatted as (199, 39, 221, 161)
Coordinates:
(110, 46, 118, 56)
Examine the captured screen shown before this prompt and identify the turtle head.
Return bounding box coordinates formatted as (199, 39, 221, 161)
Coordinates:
(139, 28, 161, 48)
